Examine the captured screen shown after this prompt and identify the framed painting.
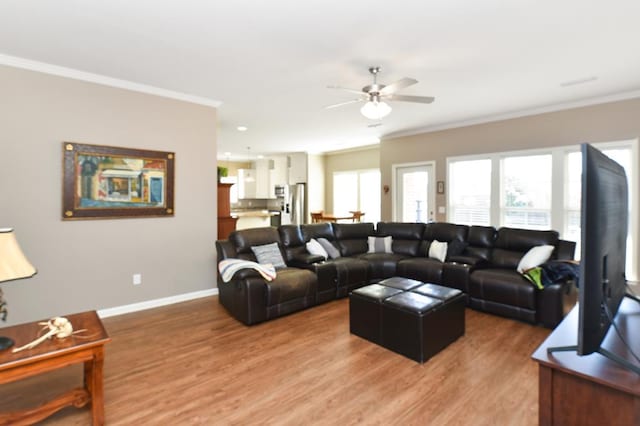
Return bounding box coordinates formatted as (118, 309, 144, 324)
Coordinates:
(62, 142, 175, 220)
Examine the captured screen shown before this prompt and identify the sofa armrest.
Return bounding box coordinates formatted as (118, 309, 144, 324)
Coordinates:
(447, 255, 488, 269)
(218, 276, 268, 325)
(442, 262, 472, 295)
(289, 253, 326, 267)
(536, 280, 578, 328)
(556, 240, 576, 261)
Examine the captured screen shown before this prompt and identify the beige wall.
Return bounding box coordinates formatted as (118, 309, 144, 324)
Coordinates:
(307, 154, 326, 215)
(381, 98, 640, 222)
(0, 65, 218, 325)
(324, 146, 380, 213)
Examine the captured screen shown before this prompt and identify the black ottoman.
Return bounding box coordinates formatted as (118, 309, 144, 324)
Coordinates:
(349, 284, 403, 344)
(378, 276, 423, 291)
(381, 289, 465, 363)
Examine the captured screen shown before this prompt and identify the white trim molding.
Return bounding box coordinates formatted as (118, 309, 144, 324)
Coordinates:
(0, 53, 222, 108)
(97, 288, 218, 319)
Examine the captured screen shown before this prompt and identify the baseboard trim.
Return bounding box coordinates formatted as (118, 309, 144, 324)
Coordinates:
(97, 288, 219, 319)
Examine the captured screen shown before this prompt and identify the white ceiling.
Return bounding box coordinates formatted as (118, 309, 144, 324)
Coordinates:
(1, 1, 640, 160)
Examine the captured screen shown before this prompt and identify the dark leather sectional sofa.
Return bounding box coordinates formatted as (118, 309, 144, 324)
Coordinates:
(215, 222, 577, 328)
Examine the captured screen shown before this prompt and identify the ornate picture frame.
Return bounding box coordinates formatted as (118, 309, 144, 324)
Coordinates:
(62, 142, 175, 220)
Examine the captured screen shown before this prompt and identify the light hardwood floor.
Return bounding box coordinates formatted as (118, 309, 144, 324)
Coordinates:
(0, 296, 550, 425)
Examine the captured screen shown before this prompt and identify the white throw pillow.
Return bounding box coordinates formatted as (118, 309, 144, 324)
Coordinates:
(428, 240, 448, 263)
(367, 236, 393, 253)
(306, 238, 328, 260)
(517, 245, 555, 273)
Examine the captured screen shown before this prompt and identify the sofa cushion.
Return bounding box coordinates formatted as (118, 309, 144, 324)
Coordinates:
(491, 228, 559, 269)
(463, 226, 497, 261)
(469, 268, 536, 310)
(278, 224, 307, 263)
(230, 227, 282, 262)
(420, 222, 469, 257)
(251, 242, 287, 269)
(264, 268, 316, 306)
(396, 257, 444, 284)
(376, 222, 425, 256)
(358, 253, 406, 279)
(301, 223, 335, 241)
(333, 223, 375, 256)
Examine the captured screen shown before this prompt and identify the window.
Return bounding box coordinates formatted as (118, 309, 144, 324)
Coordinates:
(448, 159, 491, 225)
(564, 145, 635, 277)
(333, 169, 381, 223)
(447, 140, 638, 280)
(501, 154, 552, 230)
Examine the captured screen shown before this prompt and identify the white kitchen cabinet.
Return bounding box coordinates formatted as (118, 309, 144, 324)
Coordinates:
(237, 168, 257, 199)
(270, 156, 288, 187)
(239, 159, 276, 199)
(288, 153, 307, 184)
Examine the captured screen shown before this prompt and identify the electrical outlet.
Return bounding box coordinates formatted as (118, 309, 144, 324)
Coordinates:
(133, 273, 142, 285)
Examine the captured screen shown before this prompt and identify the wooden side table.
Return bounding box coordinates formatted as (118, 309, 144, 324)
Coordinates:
(532, 299, 640, 425)
(0, 311, 111, 425)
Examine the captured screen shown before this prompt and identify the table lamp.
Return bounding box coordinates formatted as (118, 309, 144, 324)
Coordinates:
(0, 228, 37, 350)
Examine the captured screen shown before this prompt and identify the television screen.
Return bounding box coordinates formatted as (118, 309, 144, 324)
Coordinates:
(577, 143, 629, 356)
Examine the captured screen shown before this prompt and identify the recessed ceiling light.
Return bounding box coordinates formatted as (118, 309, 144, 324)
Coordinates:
(236, 126, 248, 132)
(560, 76, 598, 87)
(257, 155, 264, 159)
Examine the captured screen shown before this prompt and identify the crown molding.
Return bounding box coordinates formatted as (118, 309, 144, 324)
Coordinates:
(385, 89, 640, 140)
(0, 53, 222, 108)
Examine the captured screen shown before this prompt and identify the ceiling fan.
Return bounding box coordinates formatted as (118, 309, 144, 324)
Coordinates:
(327, 66, 435, 120)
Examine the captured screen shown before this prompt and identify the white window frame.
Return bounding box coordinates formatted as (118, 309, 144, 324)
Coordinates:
(332, 168, 381, 222)
(391, 161, 436, 222)
(446, 139, 638, 280)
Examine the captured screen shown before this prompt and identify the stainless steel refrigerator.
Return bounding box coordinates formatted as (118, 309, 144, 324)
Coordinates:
(281, 183, 306, 225)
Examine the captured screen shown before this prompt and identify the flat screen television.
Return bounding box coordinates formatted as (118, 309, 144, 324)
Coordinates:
(548, 143, 639, 374)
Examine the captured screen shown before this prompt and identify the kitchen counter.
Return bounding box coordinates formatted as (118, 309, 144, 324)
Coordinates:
(231, 209, 280, 230)
(231, 209, 280, 218)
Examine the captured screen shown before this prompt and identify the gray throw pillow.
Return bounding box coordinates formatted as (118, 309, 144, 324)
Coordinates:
(251, 242, 287, 269)
(317, 238, 341, 259)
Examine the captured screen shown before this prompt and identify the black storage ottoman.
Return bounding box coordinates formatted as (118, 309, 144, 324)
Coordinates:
(349, 284, 403, 344)
(381, 288, 465, 363)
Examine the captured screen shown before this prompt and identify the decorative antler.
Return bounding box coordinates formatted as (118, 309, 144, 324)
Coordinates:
(12, 317, 82, 353)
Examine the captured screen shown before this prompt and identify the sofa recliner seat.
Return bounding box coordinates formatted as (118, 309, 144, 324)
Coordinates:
(396, 222, 469, 285)
(469, 227, 561, 324)
(299, 223, 370, 298)
(216, 227, 318, 325)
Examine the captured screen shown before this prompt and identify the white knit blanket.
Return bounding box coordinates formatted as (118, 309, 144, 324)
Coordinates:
(218, 259, 277, 282)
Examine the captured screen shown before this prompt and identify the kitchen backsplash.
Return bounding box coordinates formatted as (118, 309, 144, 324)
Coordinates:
(232, 198, 283, 210)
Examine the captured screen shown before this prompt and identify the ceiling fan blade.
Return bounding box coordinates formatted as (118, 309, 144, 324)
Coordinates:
(325, 98, 364, 109)
(327, 85, 365, 96)
(379, 77, 418, 95)
(387, 94, 435, 104)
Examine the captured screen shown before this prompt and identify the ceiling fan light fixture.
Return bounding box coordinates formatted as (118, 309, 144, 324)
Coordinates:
(360, 100, 392, 120)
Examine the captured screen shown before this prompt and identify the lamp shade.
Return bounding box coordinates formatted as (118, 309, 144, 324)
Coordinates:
(0, 228, 36, 283)
(360, 100, 392, 120)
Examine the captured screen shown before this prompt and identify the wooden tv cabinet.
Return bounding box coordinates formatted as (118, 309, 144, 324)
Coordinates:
(531, 298, 640, 425)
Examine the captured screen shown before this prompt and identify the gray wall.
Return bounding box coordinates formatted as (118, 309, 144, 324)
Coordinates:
(0, 65, 218, 325)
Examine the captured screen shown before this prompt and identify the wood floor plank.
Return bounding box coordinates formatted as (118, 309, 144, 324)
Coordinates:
(0, 296, 550, 425)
